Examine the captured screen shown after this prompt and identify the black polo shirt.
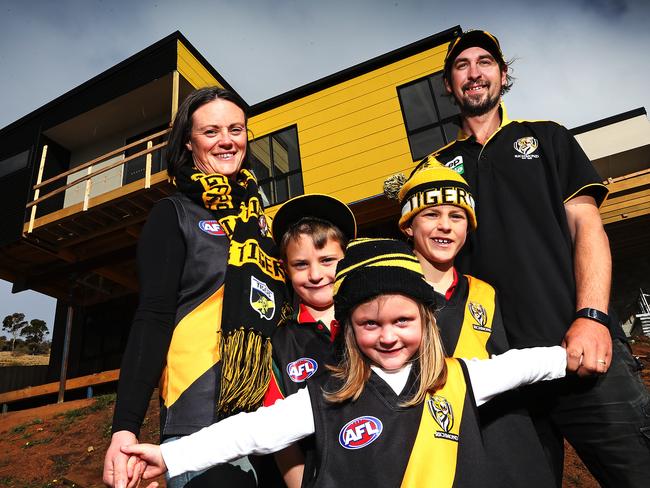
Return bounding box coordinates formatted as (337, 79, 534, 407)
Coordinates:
(264, 304, 340, 405)
(418, 105, 608, 348)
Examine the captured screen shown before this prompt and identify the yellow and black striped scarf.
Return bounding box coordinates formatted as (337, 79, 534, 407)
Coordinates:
(175, 165, 291, 418)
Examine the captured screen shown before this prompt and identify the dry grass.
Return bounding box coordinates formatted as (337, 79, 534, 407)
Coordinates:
(0, 351, 50, 367)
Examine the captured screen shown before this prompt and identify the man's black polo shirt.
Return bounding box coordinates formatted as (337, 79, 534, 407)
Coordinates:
(418, 105, 608, 348)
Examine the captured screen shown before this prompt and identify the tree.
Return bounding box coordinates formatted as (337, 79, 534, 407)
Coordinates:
(2, 313, 27, 352)
(21, 319, 48, 354)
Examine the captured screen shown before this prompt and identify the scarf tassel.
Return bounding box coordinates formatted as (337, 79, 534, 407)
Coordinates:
(217, 327, 272, 419)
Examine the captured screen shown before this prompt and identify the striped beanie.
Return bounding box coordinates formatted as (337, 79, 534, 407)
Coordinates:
(333, 238, 436, 320)
(384, 161, 477, 231)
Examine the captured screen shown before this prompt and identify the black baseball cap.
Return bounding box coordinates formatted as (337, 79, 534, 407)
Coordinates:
(271, 193, 357, 244)
(444, 30, 505, 75)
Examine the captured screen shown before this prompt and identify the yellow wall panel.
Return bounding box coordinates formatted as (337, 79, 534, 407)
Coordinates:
(303, 139, 413, 190)
(177, 41, 223, 89)
(249, 41, 450, 206)
(251, 45, 447, 133)
(301, 125, 408, 175)
(298, 98, 398, 143)
(300, 110, 405, 158)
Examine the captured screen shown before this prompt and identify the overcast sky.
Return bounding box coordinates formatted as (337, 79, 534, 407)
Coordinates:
(1, 0, 649, 326)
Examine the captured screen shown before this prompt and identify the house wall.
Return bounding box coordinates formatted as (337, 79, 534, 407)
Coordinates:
(248, 42, 450, 205)
(0, 123, 41, 247)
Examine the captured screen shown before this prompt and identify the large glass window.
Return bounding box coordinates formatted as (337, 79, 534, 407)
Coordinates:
(250, 125, 303, 206)
(397, 72, 461, 161)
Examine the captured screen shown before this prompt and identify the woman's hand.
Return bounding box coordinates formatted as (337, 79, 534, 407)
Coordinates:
(103, 430, 138, 488)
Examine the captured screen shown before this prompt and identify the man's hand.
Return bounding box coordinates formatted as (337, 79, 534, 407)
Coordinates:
(103, 430, 138, 488)
(562, 317, 612, 376)
(564, 195, 612, 376)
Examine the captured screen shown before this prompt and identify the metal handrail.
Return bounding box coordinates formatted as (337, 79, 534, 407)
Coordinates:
(640, 289, 650, 314)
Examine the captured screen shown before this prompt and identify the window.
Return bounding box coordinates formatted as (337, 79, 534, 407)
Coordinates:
(397, 72, 461, 161)
(0, 149, 30, 179)
(250, 125, 303, 206)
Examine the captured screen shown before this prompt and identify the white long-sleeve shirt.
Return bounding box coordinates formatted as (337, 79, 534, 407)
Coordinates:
(161, 346, 567, 478)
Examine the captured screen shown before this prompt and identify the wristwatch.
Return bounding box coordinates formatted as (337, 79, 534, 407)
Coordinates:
(574, 308, 610, 327)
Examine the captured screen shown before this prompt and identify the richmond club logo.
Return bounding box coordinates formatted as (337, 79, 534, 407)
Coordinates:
(198, 220, 226, 236)
(338, 416, 383, 449)
(513, 137, 540, 159)
(286, 358, 318, 383)
(428, 395, 459, 442)
(258, 214, 270, 237)
(249, 276, 275, 320)
(468, 302, 491, 333)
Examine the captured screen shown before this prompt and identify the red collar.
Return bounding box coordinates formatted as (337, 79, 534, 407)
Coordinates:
(298, 303, 339, 341)
(444, 267, 459, 301)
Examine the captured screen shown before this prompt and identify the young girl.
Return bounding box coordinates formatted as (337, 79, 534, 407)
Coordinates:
(123, 238, 567, 488)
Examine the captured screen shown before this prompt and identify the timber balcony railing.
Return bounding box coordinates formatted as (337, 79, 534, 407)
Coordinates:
(22, 129, 650, 231)
(600, 167, 650, 225)
(25, 128, 171, 235)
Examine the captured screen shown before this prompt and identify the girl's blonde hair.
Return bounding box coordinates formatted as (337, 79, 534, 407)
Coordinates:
(324, 299, 447, 407)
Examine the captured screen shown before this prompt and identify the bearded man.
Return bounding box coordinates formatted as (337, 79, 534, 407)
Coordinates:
(416, 30, 650, 487)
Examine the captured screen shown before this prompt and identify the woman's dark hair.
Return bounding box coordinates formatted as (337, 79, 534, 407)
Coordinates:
(166, 87, 249, 177)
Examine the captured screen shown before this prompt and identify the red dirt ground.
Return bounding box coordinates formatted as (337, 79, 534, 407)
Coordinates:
(1, 337, 649, 488)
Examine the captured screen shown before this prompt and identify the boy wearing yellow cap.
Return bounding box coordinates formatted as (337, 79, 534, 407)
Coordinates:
(385, 162, 556, 487)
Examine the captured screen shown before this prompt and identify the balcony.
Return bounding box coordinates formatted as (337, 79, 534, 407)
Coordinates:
(5, 131, 174, 305)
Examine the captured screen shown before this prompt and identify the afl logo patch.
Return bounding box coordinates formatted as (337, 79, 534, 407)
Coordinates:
(338, 416, 383, 450)
(287, 358, 318, 383)
(198, 220, 226, 236)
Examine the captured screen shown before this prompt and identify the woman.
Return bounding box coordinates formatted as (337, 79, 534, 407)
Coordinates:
(103, 87, 289, 488)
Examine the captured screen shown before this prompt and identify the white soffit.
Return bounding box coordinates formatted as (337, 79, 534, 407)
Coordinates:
(574, 114, 650, 161)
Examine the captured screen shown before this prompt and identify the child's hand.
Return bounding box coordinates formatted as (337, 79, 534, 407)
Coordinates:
(121, 443, 167, 481)
(123, 456, 160, 488)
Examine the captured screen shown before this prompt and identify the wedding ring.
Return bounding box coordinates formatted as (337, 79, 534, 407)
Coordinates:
(596, 359, 607, 364)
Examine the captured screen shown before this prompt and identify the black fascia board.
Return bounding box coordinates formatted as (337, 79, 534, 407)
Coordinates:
(249, 26, 462, 115)
(571, 107, 647, 135)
